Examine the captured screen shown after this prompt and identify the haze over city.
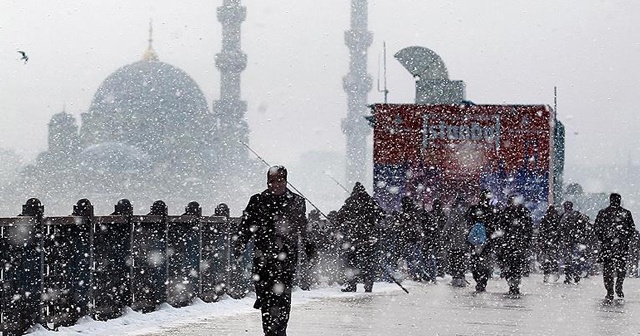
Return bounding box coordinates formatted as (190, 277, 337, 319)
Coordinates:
(1, 0, 639, 213)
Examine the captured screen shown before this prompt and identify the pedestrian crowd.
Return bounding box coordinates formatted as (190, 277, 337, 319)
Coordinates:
(233, 166, 638, 336)
(302, 187, 639, 303)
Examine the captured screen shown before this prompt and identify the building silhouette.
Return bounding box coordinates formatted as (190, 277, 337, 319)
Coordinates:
(5, 15, 258, 215)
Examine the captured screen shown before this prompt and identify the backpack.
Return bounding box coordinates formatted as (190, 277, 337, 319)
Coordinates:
(467, 222, 487, 246)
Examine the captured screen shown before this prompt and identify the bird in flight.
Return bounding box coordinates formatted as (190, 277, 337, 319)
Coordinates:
(18, 51, 28, 64)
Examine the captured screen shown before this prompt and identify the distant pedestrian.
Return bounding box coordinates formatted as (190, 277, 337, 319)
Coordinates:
(539, 205, 561, 282)
(424, 199, 448, 279)
(498, 195, 533, 296)
(466, 189, 498, 293)
(443, 196, 470, 287)
(336, 182, 384, 292)
(234, 165, 309, 336)
(559, 201, 588, 284)
(397, 196, 426, 281)
(299, 210, 323, 289)
(594, 193, 637, 303)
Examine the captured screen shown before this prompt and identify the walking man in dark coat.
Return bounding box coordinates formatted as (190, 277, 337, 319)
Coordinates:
(539, 205, 561, 282)
(424, 199, 448, 279)
(336, 182, 384, 292)
(443, 196, 470, 287)
(559, 201, 588, 284)
(397, 196, 426, 281)
(498, 195, 533, 296)
(594, 193, 637, 303)
(234, 166, 309, 336)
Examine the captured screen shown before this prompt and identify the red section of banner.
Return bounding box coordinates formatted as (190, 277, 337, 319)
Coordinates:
(372, 103, 553, 180)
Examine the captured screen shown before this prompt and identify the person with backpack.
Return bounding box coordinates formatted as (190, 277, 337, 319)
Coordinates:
(466, 189, 498, 293)
(498, 194, 534, 296)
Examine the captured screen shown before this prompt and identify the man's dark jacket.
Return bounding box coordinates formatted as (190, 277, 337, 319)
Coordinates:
(594, 204, 636, 262)
(235, 188, 308, 291)
(498, 204, 533, 255)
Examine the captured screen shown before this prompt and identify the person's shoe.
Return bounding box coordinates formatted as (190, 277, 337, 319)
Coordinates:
(564, 278, 572, 284)
(505, 289, 521, 298)
(341, 287, 356, 292)
(543, 274, 549, 283)
(603, 293, 614, 305)
(616, 291, 624, 299)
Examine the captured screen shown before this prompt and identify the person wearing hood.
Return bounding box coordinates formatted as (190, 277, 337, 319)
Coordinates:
(336, 182, 385, 292)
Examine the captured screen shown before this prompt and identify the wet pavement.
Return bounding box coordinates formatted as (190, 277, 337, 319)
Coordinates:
(141, 274, 640, 336)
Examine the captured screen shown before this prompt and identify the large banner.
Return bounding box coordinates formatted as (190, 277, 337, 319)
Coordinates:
(372, 103, 555, 219)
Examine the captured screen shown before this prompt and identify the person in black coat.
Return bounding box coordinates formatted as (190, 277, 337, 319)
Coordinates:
(539, 205, 561, 282)
(443, 196, 470, 287)
(336, 182, 384, 292)
(466, 189, 498, 293)
(234, 166, 309, 336)
(424, 199, 448, 279)
(498, 195, 533, 296)
(594, 193, 637, 302)
(559, 201, 588, 284)
(397, 196, 426, 281)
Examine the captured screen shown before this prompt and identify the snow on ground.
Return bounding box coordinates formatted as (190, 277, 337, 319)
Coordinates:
(26, 282, 408, 336)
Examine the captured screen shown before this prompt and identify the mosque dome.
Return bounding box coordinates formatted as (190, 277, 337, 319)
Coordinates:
(81, 55, 213, 161)
(87, 58, 210, 125)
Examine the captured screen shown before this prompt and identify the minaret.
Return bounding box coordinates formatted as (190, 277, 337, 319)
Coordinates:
(342, 0, 373, 186)
(48, 105, 79, 158)
(213, 0, 249, 165)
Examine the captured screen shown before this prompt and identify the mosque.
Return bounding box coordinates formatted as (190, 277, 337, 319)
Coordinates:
(24, 42, 234, 214)
(8, 2, 262, 215)
(1, 0, 377, 216)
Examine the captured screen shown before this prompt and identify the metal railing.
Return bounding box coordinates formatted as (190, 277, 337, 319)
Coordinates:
(0, 198, 247, 335)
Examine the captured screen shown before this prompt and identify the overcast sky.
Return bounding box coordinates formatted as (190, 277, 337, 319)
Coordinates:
(1, 0, 639, 179)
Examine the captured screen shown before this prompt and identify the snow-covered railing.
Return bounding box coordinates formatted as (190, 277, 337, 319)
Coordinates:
(0, 198, 248, 336)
